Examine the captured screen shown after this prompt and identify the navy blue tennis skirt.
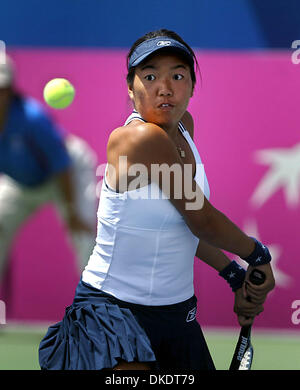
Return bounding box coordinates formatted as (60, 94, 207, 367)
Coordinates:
(39, 280, 215, 370)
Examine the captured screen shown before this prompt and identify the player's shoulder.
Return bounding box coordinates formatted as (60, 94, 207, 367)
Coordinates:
(108, 121, 169, 150)
(107, 121, 175, 170)
(112, 120, 167, 137)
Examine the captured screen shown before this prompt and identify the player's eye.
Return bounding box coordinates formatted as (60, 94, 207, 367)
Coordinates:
(145, 74, 156, 81)
(173, 74, 184, 80)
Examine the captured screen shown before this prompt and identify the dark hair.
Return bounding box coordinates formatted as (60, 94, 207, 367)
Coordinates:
(126, 29, 201, 88)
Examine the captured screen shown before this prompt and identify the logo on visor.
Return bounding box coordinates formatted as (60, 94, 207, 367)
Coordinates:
(157, 40, 172, 47)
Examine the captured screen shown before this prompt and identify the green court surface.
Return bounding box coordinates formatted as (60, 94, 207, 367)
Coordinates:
(204, 329, 300, 370)
(0, 324, 299, 370)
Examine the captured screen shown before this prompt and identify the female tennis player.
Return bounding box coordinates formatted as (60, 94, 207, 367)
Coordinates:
(39, 29, 275, 370)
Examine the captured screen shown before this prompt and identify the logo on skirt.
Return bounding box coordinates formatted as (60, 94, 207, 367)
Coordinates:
(186, 306, 197, 322)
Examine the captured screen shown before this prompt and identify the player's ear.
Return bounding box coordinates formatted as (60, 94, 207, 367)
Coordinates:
(190, 84, 194, 98)
(127, 83, 134, 101)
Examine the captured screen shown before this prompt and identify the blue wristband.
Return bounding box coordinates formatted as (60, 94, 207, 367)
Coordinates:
(219, 261, 246, 292)
(241, 237, 272, 266)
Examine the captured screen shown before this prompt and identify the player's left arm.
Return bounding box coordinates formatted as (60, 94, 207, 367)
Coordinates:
(195, 240, 263, 324)
(185, 112, 263, 321)
(195, 239, 230, 271)
(183, 113, 234, 272)
(184, 111, 233, 272)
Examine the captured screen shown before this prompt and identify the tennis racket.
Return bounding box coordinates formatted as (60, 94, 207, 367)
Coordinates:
(229, 268, 266, 370)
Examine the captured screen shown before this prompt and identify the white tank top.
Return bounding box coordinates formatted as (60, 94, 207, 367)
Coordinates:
(82, 111, 210, 305)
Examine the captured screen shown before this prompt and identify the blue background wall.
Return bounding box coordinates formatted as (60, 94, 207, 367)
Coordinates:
(1, 0, 300, 49)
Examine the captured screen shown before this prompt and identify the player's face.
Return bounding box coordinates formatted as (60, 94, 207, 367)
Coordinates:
(128, 53, 194, 129)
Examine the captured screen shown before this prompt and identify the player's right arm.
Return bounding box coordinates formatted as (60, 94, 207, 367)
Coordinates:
(119, 122, 254, 258)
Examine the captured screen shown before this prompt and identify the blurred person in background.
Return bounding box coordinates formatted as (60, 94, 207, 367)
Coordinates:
(0, 55, 98, 281)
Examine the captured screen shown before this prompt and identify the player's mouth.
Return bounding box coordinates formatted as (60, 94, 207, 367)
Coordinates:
(157, 102, 174, 111)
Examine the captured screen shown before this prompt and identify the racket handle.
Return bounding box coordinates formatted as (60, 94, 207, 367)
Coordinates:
(230, 271, 265, 370)
(245, 269, 266, 317)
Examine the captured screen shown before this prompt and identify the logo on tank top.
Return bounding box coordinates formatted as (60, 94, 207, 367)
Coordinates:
(186, 306, 197, 322)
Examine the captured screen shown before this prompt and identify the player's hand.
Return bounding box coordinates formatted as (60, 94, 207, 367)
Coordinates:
(243, 264, 275, 305)
(234, 287, 264, 326)
(237, 315, 255, 327)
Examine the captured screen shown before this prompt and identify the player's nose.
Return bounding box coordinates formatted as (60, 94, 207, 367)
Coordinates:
(158, 78, 173, 96)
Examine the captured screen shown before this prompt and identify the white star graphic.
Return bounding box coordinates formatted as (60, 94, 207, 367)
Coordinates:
(251, 143, 300, 208)
(229, 272, 236, 278)
(236, 219, 292, 289)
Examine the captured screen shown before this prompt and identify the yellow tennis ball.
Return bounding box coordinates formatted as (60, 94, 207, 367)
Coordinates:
(43, 78, 75, 109)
